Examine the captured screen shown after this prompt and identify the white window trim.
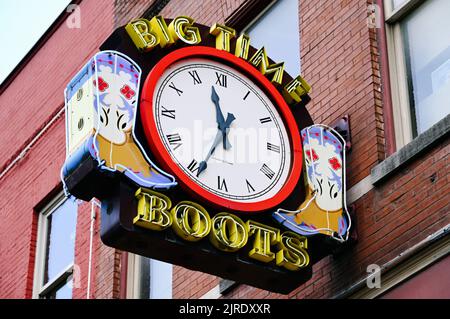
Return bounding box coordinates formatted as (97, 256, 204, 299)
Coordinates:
(126, 253, 142, 299)
(384, 0, 426, 148)
(384, 0, 425, 23)
(350, 234, 450, 299)
(32, 192, 74, 299)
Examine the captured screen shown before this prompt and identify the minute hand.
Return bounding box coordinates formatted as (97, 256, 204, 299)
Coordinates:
(211, 86, 235, 149)
(197, 130, 222, 177)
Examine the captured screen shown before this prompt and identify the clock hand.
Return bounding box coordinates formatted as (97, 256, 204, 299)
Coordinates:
(211, 86, 226, 128)
(222, 112, 235, 149)
(197, 130, 223, 177)
(211, 86, 236, 150)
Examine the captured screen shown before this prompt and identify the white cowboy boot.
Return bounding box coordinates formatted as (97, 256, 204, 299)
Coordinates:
(63, 51, 176, 190)
(273, 124, 351, 242)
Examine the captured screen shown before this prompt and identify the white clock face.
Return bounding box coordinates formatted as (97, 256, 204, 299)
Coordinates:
(151, 58, 292, 204)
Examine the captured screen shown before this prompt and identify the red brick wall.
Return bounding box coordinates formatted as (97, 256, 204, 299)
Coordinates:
(173, 267, 219, 299)
(0, 0, 448, 300)
(0, 0, 148, 299)
(160, 0, 243, 25)
(300, 0, 383, 187)
(0, 115, 66, 298)
(114, 0, 155, 27)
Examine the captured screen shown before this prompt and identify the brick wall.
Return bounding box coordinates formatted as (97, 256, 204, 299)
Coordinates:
(173, 267, 219, 299)
(0, 0, 149, 299)
(0, 0, 448, 300)
(114, 0, 155, 27)
(160, 0, 243, 25)
(300, 0, 383, 187)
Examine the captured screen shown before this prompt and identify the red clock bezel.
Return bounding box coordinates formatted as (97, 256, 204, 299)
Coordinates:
(140, 46, 302, 213)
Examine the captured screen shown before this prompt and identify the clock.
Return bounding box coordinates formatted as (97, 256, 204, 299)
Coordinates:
(140, 46, 302, 212)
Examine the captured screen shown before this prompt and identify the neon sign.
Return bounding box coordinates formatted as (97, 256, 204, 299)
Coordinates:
(61, 14, 352, 293)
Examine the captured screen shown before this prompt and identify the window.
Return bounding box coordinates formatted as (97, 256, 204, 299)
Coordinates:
(349, 233, 450, 299)
(33, 194, 77, 299)
(127, 254, 172, 299)
(385, 0, 450, 147)
(243, 0, 301, 75)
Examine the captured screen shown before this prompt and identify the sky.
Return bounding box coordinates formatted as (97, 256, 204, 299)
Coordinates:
(0, 0, 71, 84)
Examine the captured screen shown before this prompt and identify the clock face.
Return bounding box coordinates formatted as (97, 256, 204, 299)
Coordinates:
(141, 47, 302, 212)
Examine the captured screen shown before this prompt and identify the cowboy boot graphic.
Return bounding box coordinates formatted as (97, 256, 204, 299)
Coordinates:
(63, 51, 176, 191)
(273, 124, 351, 242)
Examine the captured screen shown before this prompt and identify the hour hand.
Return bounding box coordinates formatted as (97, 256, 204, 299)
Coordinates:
(211, 86, 225, 128)
(211, 86, 235, 149)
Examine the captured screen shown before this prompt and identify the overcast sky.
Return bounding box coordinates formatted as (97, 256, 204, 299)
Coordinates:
(0, 0, 70, 84)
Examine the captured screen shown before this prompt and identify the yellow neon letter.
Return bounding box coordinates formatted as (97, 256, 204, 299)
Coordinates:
(210, 23, 236, 52)
(276, 231, 310, 271)
(248, 47, 285, 85)
(171, 201, 211, 242)
(209, 213, 248, 252)
(247, 221, 280, 263)
(235, 33, 250, 60)
(150, 15, 174, 48)
(133, 188, 172, 231)
(125, 19, 159, 52)
(168, 16, 201, 45)
(283, 75, 311, 104)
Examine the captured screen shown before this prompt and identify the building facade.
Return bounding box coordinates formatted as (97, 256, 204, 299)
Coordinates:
(0, 0, 448, 299)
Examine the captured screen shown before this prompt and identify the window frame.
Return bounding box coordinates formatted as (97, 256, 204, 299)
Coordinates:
(240, 0, 301, 75)
(384, 0, 434, 148)
(224, 0, 275, 33)
(32, 192, 75, 299)
(240, 0, 277, 34)
(126, 253, 143, 299)
(349, 233, 450, 299)
(126, 254, 173, 299)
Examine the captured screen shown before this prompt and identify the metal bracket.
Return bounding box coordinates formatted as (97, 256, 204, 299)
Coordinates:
(332, 115, 352, 152)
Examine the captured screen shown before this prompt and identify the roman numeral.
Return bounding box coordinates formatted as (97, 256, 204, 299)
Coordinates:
(187, 159, 199, 174)
(161, 106, 175, 119)
(246, 179, 255, 193)
(259, 117, 272, 124)
(215, 72, 227, 87)
(267, 142, 280, 153)
(166, 133, 182, 150)
(169, 82, 183, 96)
(217, 176, 228, 192)
(260, 164, 275, 180)
(243, 90, 250, 100)
(188, 70, 202, 85)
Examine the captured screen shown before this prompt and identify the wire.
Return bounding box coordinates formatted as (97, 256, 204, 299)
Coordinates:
(0, 106, 65, 181)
